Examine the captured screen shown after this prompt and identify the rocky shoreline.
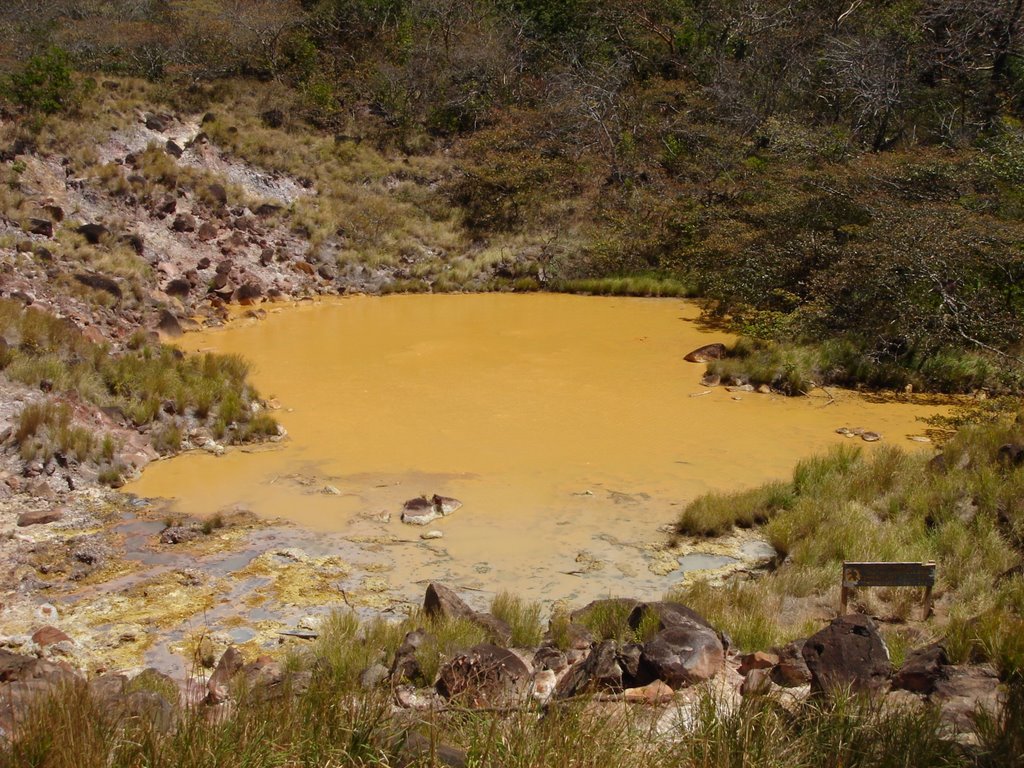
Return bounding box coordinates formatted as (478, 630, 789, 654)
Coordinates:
(0, 581, 1005, 757)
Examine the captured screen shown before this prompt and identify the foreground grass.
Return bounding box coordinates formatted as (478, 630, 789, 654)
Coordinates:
(673, 415, 1024, 672)
(3, 670, 1019, 768)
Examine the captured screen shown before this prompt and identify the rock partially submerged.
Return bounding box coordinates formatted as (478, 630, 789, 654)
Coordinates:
(684, 343, 728, 363)
(400, 494, 463, 525)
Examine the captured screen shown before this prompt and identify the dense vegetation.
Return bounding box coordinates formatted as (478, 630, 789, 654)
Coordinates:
(2, 0, 1023, 391)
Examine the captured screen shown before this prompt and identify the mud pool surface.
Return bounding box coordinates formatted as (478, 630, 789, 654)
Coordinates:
(125, 294, 946, 610)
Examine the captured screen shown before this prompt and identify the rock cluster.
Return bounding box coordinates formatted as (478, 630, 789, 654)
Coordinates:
(0, 584, 1006, 753)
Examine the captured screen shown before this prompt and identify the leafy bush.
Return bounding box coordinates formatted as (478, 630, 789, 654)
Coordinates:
(3, 47, 76, 114)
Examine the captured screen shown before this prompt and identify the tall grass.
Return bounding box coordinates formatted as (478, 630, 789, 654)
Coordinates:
(491, 591, 543, 647)
(0, 299, 277, 467)
(674, 416, 1024, 672)
(0, 673, 1007, 768)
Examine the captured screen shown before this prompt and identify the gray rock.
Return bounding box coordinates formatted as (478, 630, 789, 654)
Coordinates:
(640, 625, 725, 688)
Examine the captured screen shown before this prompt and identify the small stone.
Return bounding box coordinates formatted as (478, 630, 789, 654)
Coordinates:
(623, 679, 674, 704)
(322, 485, 341, 495)
(420, 530, 443, 540)
(861, 432, 881, 442)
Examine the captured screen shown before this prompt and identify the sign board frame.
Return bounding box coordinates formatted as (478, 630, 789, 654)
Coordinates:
(840, 561, 936, 618)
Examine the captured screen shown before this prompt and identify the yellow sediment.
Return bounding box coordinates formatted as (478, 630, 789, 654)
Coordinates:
(125, 294, 952, 602)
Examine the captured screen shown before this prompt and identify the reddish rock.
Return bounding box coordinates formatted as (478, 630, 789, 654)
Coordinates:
(31, 626, 71, 647)
(739, 650, 779, 676)
(17, 507, 64, 527)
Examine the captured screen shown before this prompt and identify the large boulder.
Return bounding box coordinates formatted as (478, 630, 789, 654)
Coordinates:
(436, 644, 530, 706)
(640, 625, 724, 688)
(683, 343, 728, 363)
(801, 615, 891, 695)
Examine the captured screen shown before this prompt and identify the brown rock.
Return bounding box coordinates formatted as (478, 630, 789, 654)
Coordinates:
(31, 626, 71, 647)
(771, 640, 811, 687)
(739, 651, 779, 676)
(436, 644, 530, 706)
(25, 218, 53, 237)
(684, 343, 728, 363)
(424, 583, 476, 622)
(17, 508, 64, 527)
(554, 639, 623, 698)
(893, 643, 949, 694)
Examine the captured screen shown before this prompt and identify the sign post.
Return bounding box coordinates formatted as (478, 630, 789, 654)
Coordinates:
(840, 561, 936, 619)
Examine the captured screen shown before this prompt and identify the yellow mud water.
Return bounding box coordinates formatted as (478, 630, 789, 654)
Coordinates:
(126, 294, 947, 603)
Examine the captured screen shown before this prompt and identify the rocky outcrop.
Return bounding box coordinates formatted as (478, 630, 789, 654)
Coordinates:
(801, 615, 891, 695)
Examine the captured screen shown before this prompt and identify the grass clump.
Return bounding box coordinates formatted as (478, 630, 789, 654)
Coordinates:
(0, 299, 277, 457)
(491, 591, 543, 647)
(676, 481, 795, 537)
(674, 415, 1024, 671)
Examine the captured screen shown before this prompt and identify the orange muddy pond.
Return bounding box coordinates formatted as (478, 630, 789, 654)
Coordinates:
(126, 294, 947, 601)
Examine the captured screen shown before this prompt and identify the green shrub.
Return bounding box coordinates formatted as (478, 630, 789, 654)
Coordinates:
(4, 47, 76, 114)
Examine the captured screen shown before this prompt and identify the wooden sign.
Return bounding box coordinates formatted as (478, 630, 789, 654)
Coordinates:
(840, 561, 936, 618)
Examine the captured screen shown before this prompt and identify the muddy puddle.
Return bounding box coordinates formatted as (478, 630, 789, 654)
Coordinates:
(126, 294, 947, 610)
